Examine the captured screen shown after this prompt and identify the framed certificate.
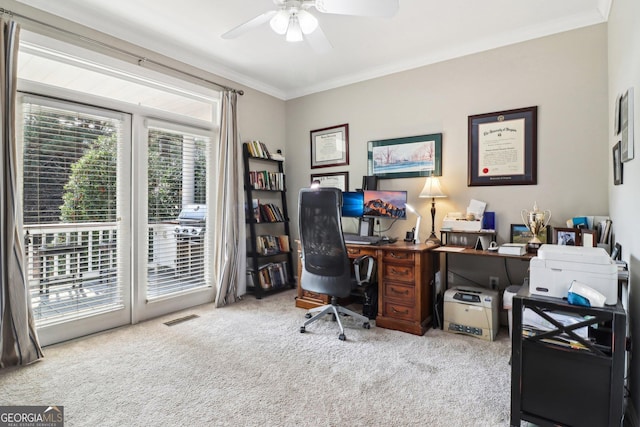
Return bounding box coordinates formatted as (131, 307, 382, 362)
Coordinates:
(310, 124, 349, 169)
(468, 106, 537, 186)
(310, 171, 349, 191)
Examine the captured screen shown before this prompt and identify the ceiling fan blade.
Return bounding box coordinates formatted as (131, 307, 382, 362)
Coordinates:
(315, 0, 399, 17)
(304, 26, 332, 54)
(221, 10, 277, 39)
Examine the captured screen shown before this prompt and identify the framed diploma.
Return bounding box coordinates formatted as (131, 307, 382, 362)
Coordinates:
(311, 171, 349, 191)
(468, 106, 537, 186)
(310, 124, 349, 169)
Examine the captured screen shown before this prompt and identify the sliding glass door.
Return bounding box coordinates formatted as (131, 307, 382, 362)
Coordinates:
(20, 95, 132, 346)
(132, 121, 215, 321)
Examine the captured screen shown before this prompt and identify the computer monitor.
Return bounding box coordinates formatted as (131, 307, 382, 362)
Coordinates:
(341, 191, 364, 218)
(363, 190, 407, 219)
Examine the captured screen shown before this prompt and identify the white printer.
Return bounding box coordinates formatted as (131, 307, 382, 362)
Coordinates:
(529, 244, 617, 305)
(444, 286, 499, 341)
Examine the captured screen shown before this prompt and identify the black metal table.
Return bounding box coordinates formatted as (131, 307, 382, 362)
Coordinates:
(510, 286, 627, 426)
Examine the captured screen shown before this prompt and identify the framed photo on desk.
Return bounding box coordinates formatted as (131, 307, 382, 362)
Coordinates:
(510, 224, 550, 244)
(553, 227, 580, 246)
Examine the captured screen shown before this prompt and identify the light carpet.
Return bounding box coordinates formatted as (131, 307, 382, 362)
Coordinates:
(0, 289, 512, 426)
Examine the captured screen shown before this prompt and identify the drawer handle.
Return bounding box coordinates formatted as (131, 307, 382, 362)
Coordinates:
(391, 306, 410, 315)
(390, 252, 407, 259)
(390, 267, 409, 276)
(391, 287, 409, 295)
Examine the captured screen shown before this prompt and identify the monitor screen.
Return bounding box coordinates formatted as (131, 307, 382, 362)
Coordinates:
(363, 190, 407, 219)
(341, 191, 364, 218)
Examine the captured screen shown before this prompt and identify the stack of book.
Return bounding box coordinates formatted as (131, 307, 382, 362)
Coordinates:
(498, 243, 527, 256)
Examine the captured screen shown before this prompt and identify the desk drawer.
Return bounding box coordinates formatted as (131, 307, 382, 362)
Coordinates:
(383, 250, 414, 264)
(382, 263, 415, 283)
(382, 300, 415, 321)
(383, 282, 414, 302)
(347, 246, 376, 258)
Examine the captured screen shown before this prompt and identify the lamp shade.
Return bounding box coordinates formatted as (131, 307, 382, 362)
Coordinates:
(297, 10, 318, 34)
(285, 16, 304, 42)
(419, 176, 447, 199)
(270, 10, 290, 35)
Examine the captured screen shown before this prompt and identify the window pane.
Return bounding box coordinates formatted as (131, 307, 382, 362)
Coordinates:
(147, 127, 209, 299)
(22, 99, 126, 326)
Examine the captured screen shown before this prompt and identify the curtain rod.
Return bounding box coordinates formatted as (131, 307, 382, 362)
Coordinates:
(1, 7, 244, 96)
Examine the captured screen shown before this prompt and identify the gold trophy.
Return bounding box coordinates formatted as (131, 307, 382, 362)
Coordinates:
(520, 202, 551, 250)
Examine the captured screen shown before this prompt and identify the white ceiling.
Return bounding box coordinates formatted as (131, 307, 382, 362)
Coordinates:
(16, 0, 610, 100)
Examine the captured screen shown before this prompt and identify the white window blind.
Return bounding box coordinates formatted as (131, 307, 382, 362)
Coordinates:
(146, 126, 210, 300)
(21, 97, 127, 326)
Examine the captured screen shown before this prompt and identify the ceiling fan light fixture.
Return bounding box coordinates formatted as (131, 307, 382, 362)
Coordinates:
(270, 10, 290, 35)
(285, 16, 304, 42)
(297, 10, 318, 34)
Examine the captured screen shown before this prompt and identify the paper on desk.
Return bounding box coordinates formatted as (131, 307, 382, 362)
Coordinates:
(436, 246, 466, 252)
(467, 199, 487, 217)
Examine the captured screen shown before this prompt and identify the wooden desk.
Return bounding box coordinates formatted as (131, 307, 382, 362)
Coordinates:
(432, 246, 534, 329)
(296, 241, 438, 336)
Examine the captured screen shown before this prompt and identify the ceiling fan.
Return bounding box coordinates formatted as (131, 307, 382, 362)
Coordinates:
(221, 0, 399, 52)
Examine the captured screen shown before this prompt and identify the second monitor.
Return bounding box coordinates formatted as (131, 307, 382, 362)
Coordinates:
(363, 190, 407, 220)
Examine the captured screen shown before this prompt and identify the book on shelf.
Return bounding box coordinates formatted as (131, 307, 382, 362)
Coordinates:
(256, 261, 289, 289)
(245, 141, 271, 159)
(256, 235, 290, 255)
(259, 203, 284, 222)
(498, 243, 527, 256)
(249, 170, 284, 191)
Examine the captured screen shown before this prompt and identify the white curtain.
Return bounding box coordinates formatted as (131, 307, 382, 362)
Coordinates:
(0, 18, 43, 367)
(213, 90, 241, 307)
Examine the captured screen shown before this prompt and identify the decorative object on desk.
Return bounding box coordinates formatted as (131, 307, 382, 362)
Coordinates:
(620, 87, 634, 162)
(520, 202, 551, 252)
(468, 106, 537, 186)
(310, 171, 349, 191)
(498, 243, 527, 256)
(404, 203, 422, 244)
(367, 133, 442, 179)
(553, 227, 580, 246)
(310, 123, 349, 169)
(418, 176, 447, 244)
(613, 141, 623, 185)
(475, 235, 493, 251)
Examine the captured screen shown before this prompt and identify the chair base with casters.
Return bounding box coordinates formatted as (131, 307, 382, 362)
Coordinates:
(299, 296, 371, 341)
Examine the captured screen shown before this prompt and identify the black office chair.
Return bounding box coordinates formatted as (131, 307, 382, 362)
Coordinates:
(298, 187, 375, 341)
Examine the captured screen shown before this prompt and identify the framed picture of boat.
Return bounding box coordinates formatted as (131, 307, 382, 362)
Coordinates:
(367, 133, 442, 179)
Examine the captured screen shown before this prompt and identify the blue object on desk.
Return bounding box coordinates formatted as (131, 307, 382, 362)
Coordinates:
(482, 211, 495, 230)
(567, 292, 591, 307)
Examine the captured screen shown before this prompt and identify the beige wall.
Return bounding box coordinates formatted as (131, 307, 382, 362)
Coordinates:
(608, 0, 640, 420)
(285, 24, 609, 250)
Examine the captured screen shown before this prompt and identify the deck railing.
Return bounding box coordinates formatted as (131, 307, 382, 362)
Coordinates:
(24, 222, 118, 292)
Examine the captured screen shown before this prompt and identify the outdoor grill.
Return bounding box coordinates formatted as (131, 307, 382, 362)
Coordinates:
(174, 204, 207, 239)
(174, 204, 206, 276)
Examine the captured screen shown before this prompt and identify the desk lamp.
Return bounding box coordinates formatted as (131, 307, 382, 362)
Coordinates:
(419, 176, 447, 244)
